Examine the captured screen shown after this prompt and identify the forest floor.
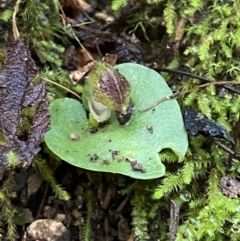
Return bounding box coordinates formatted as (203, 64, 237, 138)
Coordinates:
(3, 0, 236, 240)
(0, 1, 170, 240)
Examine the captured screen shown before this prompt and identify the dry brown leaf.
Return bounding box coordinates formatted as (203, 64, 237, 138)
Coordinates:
(0, 38, 50, 169)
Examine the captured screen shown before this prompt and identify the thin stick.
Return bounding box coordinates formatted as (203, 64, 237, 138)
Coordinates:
(35, 182, 49, 220)
(157, 67, 240, 95)
(116, 195, 129, 212)
(58, 3, 94, 61)
(213, 140, 240, 160)
(140, 81, 240, 112)
(12, 0, 21, 39)
(70, 28, 94, 61)
(180, 81, 240, 96)
(140, 91, 180, 112)
(40, 76, 82, 100)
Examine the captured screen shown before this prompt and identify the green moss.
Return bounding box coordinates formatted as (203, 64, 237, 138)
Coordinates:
(0, 171, 18, 241)
(111, 1, 240, 240)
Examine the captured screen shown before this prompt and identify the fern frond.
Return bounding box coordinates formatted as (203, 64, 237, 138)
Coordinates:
(34, 158, 70, 200)
(82, 190, 93, 241)
(159, 149, 179, 163)
(167, 55, 180, 69)
(183, 0, 204, 16)
(0, 171, 18, 241)
(131, 188, 149, 241)
(119, 181, 138, 195)
(181, 162, 194, 184)
(0, 9, 13, 22)
(207, 168, 221, 199)
(35, 40, 65, 67)
(153, 172, 184, 199)
(163, 0, 176, 35)
(148, 0, 165, 3)
(112, 0, 128, 10)
(7, 151, 20, 168)
(197, 93, 212, 117)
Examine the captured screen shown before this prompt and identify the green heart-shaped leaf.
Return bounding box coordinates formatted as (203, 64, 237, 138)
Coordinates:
(44, 63, 188, 179)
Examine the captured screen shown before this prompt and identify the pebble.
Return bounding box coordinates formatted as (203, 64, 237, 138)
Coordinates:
(26, 219, 70, 241)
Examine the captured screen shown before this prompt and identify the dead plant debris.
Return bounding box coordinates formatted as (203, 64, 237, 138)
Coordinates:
(0, 38, 50, 170)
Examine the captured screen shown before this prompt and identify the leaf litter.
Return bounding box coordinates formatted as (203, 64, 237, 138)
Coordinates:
(0, 38, 50, 170)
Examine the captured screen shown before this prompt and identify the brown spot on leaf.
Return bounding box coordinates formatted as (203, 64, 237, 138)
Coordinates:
(90, 154, 99, 162)
(147, 125, 153, 134)
(88, 127, 98, 134)
(103, 159, 110, 165)
(126, 156, 146, 173)
(111, 150, 119, 159)
(130, 161, 146, 173)
(117, 156, 124, 162)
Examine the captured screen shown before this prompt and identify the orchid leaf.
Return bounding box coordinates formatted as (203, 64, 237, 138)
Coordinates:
(45, 63, 188, 179)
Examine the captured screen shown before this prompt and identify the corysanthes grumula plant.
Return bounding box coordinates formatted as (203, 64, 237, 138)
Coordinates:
(45, 63, 188, 179)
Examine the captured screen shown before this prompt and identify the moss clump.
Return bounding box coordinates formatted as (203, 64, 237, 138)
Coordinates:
(111, 1, 240, 240)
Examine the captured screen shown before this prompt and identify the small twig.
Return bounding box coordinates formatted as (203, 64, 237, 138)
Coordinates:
(157, 67, 240, 95)
(104, 217, 110, 236)
(213, 139, 240, 160)
(40, 76, 82, 100)
(173, 17, 187, 52)
(140, 91, 180, 112)
(101, 185, 115, 209)
(180, 80, 240, 96)
(95, 41, 103, 58)
(169, 200, 180, 241)
(116, 195, 129, 213)
(140, 81, 240, 112)
(58, 4, 94, 61)
(12, 0, 21, 39)
(35, 182, 49, 220)
(70, 28, 94, 61)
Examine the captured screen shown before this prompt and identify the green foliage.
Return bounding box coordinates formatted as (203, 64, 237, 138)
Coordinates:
(0, 9, 13, 22)
(35, 40, 65, 67)
(0, 171, 18, 241)
(167, 55, 180, 69)
(131, 187, 150, 240)
(127, 20, 151, 41)
(112, 0, 128, 10)
(127, 180, 170, 240)
(38, 68, 72, 100)
(17, 0, 70, 67)
(7, 151, 20, 168)
(34, 158, 70, 201)
(177, 169, 240, 241)
(45, 63, 188, 179)
(109, 1, 240, 239)
(82, 190, 93, 241)
(0, 0, 239, 240)
(163, 1, 176, 35)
